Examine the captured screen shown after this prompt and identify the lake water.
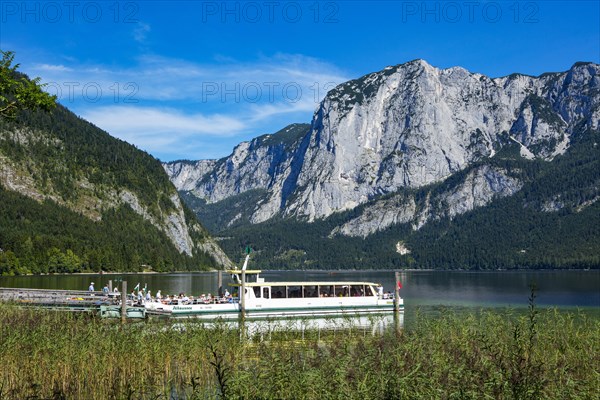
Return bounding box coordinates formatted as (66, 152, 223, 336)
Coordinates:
(2, 270, 598, 314)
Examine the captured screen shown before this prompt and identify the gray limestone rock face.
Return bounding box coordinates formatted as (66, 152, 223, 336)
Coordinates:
(165, 61, 599, 234)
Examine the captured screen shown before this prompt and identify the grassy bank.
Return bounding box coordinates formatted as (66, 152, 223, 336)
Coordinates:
(0, 304, 598, 399)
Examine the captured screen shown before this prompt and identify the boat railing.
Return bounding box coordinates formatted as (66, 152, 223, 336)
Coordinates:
(0, 287, 120, 305)
(145, 295, 239, 306)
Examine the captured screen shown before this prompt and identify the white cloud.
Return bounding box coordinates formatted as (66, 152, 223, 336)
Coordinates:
(26, 53, 350, 160)
(32, 63, 73, 72)
(29, 53, 348, 104)
(83, 105, 246, 136)
(247, 98, 318, 122)
(133, 22, 151, 43)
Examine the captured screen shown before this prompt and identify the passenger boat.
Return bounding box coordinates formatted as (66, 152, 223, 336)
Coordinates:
(145, 255, 403, 319)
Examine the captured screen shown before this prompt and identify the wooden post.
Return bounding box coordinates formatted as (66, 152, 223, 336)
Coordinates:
(108, 280, 113, 292)
(121, 281, 127, 324)
(217, 270, 223, 297)
(394, 271, 400, 312)
(240, 270, 246, 321)
(394, 272, 401, 334)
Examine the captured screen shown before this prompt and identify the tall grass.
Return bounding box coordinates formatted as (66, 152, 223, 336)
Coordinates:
(0, 303, 598, 399)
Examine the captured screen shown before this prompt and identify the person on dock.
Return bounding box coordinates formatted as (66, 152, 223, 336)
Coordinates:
(88, 282, 95, 292)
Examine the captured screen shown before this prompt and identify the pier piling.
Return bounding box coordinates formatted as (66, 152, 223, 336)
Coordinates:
(394, 271, 401, 333)
(240, 270, 246, 321)
(394, 272, 400, 311)
(217, 270, 223, 297)
(121, 281, 127, 324)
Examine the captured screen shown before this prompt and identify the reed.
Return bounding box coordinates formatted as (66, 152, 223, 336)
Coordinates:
(0, 303, 598, 399)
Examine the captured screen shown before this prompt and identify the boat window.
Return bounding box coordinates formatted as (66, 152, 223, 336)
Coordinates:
(303, 285, 318, 298)
(253, 286, 261, 298)
(287, 286, 302, 298)
(321, 285, 334, 297)
(366, 286, 376, 296)
(350, 285, 364, 296)
(333, 285, 349, 297)
(262, 287, 270, 299)
(272, 286, 286, 298)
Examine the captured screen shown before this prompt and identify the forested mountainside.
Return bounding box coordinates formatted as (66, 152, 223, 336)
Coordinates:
(0, 88, 231, 275)
(168, 60, 600, 270)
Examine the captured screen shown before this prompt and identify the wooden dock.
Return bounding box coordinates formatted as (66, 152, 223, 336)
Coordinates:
(0, 287, 145, 318)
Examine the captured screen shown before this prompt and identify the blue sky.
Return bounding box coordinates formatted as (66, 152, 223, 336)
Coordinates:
(1, 1, 599, 161)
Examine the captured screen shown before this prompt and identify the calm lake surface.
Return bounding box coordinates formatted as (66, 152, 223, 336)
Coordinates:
(2, 270, 598, 315)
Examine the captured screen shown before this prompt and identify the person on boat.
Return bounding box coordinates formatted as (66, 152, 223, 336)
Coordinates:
(88, 282, 95, 292)
(102, 285, 109, 295)
(145, 290, 152, 302)
(156, 290, 162, 301)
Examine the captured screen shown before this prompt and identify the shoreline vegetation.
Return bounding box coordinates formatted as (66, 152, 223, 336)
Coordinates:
(1, 296, 598, 399)
(2, 266, 599, 278)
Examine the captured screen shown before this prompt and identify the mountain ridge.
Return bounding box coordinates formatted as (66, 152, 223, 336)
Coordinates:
(0, 98, 232, 274)
(166, 60, 599, 269)
(167, 60, 599, 221)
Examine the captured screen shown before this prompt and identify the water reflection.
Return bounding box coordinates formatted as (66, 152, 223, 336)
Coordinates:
(160, 313, 403, 338)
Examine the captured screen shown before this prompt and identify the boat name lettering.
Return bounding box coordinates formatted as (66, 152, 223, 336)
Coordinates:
(173, 306, 193, 310)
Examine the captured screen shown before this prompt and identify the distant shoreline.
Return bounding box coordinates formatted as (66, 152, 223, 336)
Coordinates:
(2, 267, 597, 277)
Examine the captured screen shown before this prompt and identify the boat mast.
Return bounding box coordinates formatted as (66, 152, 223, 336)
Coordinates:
(240, 253, 250, 320)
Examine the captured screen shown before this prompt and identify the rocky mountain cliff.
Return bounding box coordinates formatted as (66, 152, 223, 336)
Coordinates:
(167, 60, 599, 235)
(164, 60, 599, 269)
(164, 123, 310, 226)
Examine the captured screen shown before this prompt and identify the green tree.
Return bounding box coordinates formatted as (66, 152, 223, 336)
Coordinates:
(0, 250, 20, 275)
(47, 248, 82, 273)
(0, 50, 57, 119)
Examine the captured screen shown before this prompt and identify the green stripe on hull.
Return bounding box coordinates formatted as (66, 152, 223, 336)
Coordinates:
(166, 304, 403, 317)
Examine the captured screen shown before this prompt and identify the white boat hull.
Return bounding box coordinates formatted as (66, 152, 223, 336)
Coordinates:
(145, 298, 402, 320)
